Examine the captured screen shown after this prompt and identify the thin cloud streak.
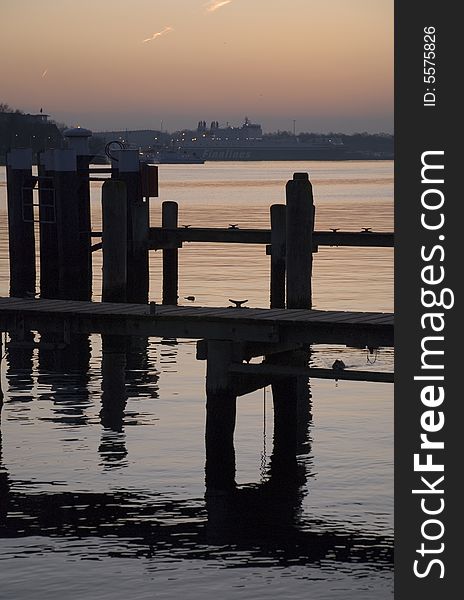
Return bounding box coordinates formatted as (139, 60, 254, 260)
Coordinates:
(41, 69, 48, 78)
(142, 26, 173, 43)
(205, 1, 232, 13)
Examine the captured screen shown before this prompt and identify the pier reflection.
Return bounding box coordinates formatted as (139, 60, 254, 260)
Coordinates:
(4, 332, 35, 403)
(37, 333, 92, 426)
(99, 334, 128, 468)
(205, 348, 313, 547)
(0, 426, 9, 530)
(0, 413, 392, 569)
(0, 336, 392, 571)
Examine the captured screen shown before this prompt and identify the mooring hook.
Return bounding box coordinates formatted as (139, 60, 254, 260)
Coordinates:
(228, 299, 249, 308)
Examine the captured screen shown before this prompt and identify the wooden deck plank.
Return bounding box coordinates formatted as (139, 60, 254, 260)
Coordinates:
(0, 297, 394, 347)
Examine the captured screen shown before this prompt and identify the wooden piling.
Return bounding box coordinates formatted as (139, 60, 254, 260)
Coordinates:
(65, 129, 93, 301)
(115, 150, 149, 304)
(52, 149, 81, 300)
(270, 204, 286, 309)
(6, 149, 35, 298)
(102, 180, 127, 303)
(285, 172, 314, 309)
(162, 201, 179, 305)
(205, 340, 237, 491)
(38, 151, 59, 299)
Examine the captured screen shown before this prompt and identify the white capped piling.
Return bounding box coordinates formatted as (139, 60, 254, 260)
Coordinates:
(285, 172, 314, 309)
(64, 127, 93, 300)
(113, 149, 149, 304)
(102, 180, 128, 303)
(6, 149, 35, 298)
(270, 204, 286, 309)
(162, 201, 179, 305)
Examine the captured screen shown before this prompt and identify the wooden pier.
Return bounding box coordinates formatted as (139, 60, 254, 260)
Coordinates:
(0, 297, 393, 347)
(1, 139, 394, 491)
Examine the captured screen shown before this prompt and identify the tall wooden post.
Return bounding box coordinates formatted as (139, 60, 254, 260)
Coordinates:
(102, 180, 127, 303)
(205, 341, 237, 491)
(38, 150, 59, 299)
(52, 149, 81, 300)
(270, 204, 286, 309)
(6, 149, 35, 298)
(114, 150, 149, 304)
(285, 172, 314, 309)
(162, 201, 179, 305)
(65, 128, 93, 300)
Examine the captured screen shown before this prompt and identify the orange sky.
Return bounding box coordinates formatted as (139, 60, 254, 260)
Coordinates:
(0, 0, 393, 133)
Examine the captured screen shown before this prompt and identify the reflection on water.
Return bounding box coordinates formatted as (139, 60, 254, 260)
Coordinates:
(0, 162, 393, 599)
(0, 335, 393, 599)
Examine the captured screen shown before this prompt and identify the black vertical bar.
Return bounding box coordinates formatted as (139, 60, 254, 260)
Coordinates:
(162, 201, 179, 305)
(38, 150, 59, 299)
(76, 154, 92, 300)
(286, 172, 314, 309)
(53, 150, 80, 300)
(6, 149, 35, 297)
(270, 204, 286, 309)
(396, 2, 460, 597)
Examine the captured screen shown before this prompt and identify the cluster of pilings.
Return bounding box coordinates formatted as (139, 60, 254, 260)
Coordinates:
(6, 134, 158, 304)
(102, 171, 316, 309)
(7, 128, 316, 310)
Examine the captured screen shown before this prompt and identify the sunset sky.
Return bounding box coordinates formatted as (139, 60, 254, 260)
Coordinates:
(1, 0, 393, 133)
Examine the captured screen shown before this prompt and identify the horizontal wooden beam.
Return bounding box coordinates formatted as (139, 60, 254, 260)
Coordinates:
(230, 363, 394, 384)
(92, 227, 394, 249)
(147, 228, 394, 250)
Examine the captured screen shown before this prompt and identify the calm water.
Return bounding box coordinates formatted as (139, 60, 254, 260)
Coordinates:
(0, 161, 393, 599)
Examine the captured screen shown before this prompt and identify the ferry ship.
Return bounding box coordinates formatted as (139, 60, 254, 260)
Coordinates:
(173, 118, 348, 161)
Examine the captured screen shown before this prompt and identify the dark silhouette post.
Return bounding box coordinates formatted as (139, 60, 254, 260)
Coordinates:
(205, 340, 237, 492)
(162, 201, 179, 305)
(64, 128, 93, 300)
(286, 172, 314, 309)
(38, 150, 59, 298)
(52, 149, 81, 300)
(6, 149, 35, 298)
(270, 204, 286, 308)
(102, 180, 127, 303)
(114, 149, 149, 304)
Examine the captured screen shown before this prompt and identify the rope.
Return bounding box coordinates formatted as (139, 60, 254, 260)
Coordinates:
(260, 386, 268, 481)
